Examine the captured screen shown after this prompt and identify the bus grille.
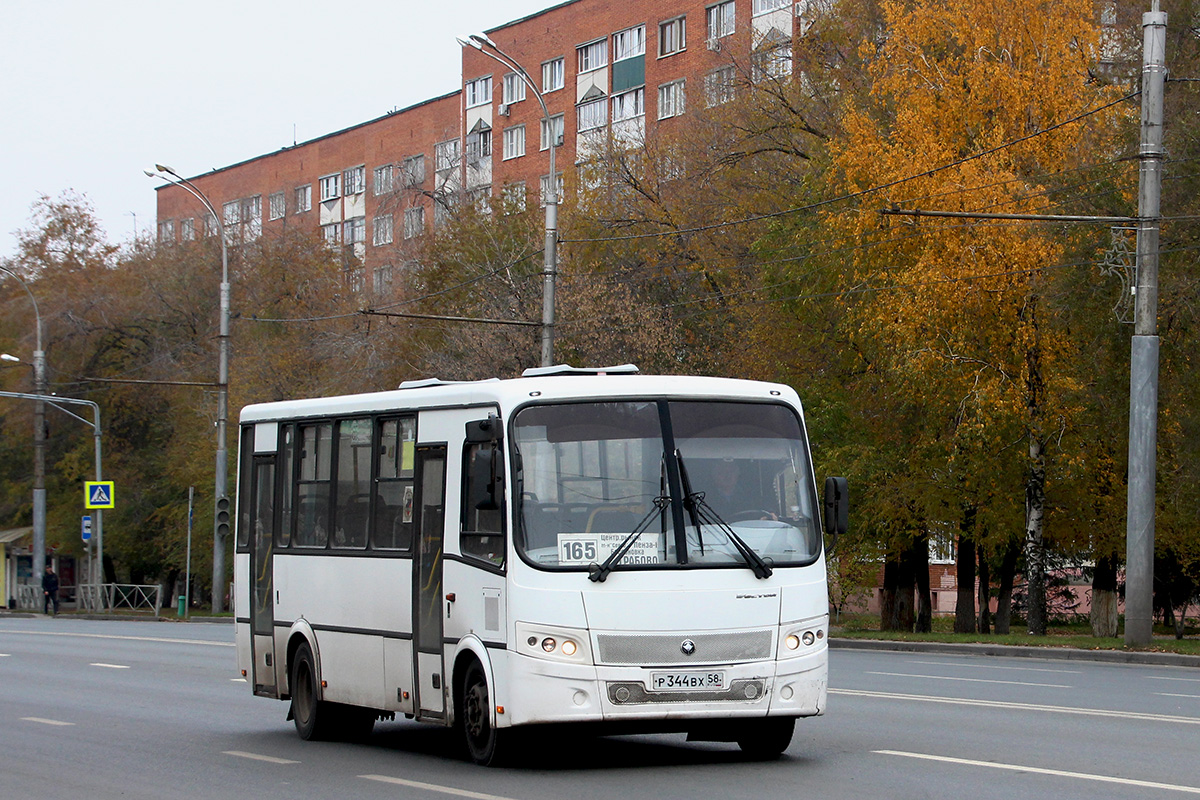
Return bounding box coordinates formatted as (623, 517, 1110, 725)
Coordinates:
(595, 630, 773, 665)
(607, 678, 767, 705)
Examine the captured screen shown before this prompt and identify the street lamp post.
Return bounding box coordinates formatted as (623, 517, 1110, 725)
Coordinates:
(0, 266, 47, 583)
(458, 34, 558, 367)
(145, 166, 232, 613)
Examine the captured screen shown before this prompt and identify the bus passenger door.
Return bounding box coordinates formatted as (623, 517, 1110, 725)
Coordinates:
(412, 445, 447, 719)
(250, 456, 278, 696)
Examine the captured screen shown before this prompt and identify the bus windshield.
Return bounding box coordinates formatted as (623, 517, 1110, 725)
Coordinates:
(513, 399, 821, 572)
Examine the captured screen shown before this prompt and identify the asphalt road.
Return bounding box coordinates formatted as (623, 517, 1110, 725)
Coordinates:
(2, 615, 1198, 800)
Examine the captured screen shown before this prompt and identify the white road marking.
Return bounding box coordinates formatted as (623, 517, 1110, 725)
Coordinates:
(0, 629, 232, 647)
(360, 775, 520, 800)
(877, 749, 1200, 795)
(905, 659, 1081, 674)
(1148, 676, 1200, 684)
(223, 750, 299, 765)
(867, 671, 1069, 688)
(1157, 692, 1200, 699)
(833, 688, 1200, 725)
(90, 662, 131, 669)
(22, 717, 74, 726)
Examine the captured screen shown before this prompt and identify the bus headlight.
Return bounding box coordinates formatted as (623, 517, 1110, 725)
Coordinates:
(516, 621, 592, 664)
(779, 617, 828, 659)
(785, 634, 801, 650)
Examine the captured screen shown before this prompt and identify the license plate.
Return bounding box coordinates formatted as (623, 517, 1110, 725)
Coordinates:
(649, 671, 726, 691)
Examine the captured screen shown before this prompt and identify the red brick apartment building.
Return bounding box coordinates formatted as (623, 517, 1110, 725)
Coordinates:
(152, 0, 822, 294)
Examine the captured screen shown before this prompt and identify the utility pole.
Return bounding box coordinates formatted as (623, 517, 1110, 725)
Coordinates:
(1125, 1, 1167, 647)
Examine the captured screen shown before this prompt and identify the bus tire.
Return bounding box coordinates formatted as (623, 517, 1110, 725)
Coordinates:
(736, 717, 795, 760)
(290, 641, 337, 741)
(457, 659, 506, 766)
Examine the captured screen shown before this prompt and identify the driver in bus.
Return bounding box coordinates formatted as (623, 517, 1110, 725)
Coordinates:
(705, 459, 776, 521)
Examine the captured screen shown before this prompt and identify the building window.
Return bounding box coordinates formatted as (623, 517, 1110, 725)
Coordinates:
(373, 214, 394, 246)
(402, 154, 426, 187)
(343, 216, 366, 245)
(503, 125, 526, 160)
(469, 186, 492, 213)
(466, 128, 492, 165)
(319, 174, 340, 201)
(502, 182, 527, 212)
(241, 196, 262, 238)
(374, 165, 394, 195)
(577, 39, 607, 73)
(708, 1, 736, 41)
(612, 87, 645, 122)
(753, 0, 788, 12)
(435, 139, 460, 172)
(613, 25, 646, 61)
(403, 206, 425, 239)
(203, 213, 217, 238)
(348, 266, 365, 294)
(705, 65, 736, 106)
(465, 75, 492, 108)
(180, 218, 195, 241)
(373, 263, 394, 296)
(658, 80, 685, 119)
(269, 191, 286, 221)
(502, 73, 526, 105)
(753, 42, 792, 80)
(540, 173, 564, 207)
(577, 97, 607, 132)
(542, 57, 565, 92)
(158, 219, 175, 242)
(294, 184, 311, 213)
(322, 222, 339, 244)
(659, 16, 686, 56)
(540, 114, 565, 150)
(344, 165, 365, 195)
(223, 201, 239, 227)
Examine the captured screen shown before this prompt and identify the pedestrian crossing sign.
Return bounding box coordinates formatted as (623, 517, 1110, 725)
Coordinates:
(85, 481, 115, 509)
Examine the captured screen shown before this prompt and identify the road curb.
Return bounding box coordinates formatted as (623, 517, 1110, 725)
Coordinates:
(830, 637, 1200, 668)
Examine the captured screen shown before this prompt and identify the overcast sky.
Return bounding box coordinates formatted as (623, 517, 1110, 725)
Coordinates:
(0, 0, 553, 260)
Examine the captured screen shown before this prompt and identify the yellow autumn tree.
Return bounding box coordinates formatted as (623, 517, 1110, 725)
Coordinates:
(824, 0, 1132, 632)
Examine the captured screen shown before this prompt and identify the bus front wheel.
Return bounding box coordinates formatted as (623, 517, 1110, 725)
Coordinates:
(290, 641, 337, 741)
(457, 660, 506, 766)
(736, 717, 795, 760)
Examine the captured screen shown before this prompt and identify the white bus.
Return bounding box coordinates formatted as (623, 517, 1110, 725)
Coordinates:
(234, 366, 846, 765)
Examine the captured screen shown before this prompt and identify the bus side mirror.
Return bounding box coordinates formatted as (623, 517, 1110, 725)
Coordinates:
(823, 476, 848, 541)
(466, 413, 503, 444)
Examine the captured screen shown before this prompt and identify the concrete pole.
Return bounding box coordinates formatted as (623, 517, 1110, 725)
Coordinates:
(1125, 2, 1167, 647)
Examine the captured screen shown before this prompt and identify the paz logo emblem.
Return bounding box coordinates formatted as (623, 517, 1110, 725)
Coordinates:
(680, 639, 696, 656)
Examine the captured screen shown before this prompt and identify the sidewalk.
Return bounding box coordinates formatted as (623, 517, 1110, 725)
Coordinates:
(830, 636, 1200, 668)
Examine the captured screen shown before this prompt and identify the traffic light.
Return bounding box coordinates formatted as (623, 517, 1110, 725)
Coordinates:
(215, 495, 231, 539)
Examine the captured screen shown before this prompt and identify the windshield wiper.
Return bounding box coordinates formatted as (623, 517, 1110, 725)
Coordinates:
(677, 451, 773, 580)
(588, 496, 669, 583)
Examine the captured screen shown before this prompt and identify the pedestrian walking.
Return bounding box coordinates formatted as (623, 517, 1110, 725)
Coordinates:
(42, 564, 59, 615)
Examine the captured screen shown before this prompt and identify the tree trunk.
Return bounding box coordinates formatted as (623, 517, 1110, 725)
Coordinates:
(1090, 554, 1119, 637)
(977, 543, 991, 635)
(913, 536, 932, 633)
(881, 559, 899, 632)
(955, 510, 977, 633)
(995, 539, 1019, 634)
(1024, 433, 1048, 635)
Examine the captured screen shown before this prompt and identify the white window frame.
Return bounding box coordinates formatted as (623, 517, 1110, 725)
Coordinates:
(319, 174, 340, 202)
(343, 216, 366, 245)
(268, 191, 286, 221)
(158, 219, 175, 242)
(503, 125, 526, 160)
(402, 155, 426, 187)
(577, 38, 607, 74)
(465, 75, 492, 109)
(753, 0, 788, 13)
(754, 42, 793, 80)
(542, 57, 565, 92)
(466, 128, 492, 165)
(612, 25, 646, 61)
(435, 139, 460, 172)
(343, 165, 366, 196)
(403, 206, 425, 239)
(540, 114, 565, 150)
(659, 17, 687, 56)
(373, 214, 394, 246)
(347, 266, 365, 294)
(374, 165, 394, 195)
(705, 65, 737, 107)
(577, 97, 607, 132)
(322, 222, 339, 244)
(502, 182, 527, 213)
(180, 217, 195, 241)
(707, 1, 736, 41)
(373, 263, 394, 296)
(611, 87, 645, 122)
(223, 200, 239, 227)
(658, 79, 685, 119)
(502, 72, 527, 105)
(540, 172, 564, 207)
(294, 184, 311, 213)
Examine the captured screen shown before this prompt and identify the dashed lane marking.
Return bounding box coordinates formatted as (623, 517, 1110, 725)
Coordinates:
(360, 774, 521, 800)
(866, 670, 1070, 688)
(0, 629, 232, 647)
(223, 750, 299, 765)
(22, 717, 74, 726)
(90, 663, 131, 669)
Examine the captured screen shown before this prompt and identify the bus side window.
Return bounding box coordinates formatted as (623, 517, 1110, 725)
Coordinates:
(461, 442, 504, 566)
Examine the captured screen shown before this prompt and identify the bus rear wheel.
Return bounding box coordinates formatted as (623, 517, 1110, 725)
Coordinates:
(458, 660, 507, 766)
(736, 717, 795, 760)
